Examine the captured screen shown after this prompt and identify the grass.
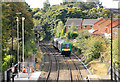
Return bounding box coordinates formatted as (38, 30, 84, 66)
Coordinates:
(86, 59, 108, 75)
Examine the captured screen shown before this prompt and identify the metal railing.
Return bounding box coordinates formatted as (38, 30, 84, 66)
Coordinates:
(4, 62, 21, 82)
(108, 66, 120, 80)
(113, 66, 120, 80)
(4, 62, 36, 82)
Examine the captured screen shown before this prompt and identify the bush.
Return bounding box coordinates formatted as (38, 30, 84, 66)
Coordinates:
(68, 31, 78, 39)
(2, 55, 15, 71)
(84, 36, 106, 60)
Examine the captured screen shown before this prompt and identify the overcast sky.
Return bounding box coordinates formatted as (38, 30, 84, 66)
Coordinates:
(25, 0, 119, 8)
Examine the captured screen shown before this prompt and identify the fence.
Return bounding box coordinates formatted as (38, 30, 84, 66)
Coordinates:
(113, 66, 120, 80)
(4, 62, 21, 82)
(108, 65, 120, 80)
(3, 62, 36, 82)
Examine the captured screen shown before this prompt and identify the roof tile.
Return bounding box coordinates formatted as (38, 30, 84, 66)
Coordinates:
(65, 18, 82, 26)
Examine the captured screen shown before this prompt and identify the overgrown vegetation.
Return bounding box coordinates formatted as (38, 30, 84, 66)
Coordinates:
(2, 2, 38, 71)
(31, 1, 120, 71)
(32, 1, 119, 41)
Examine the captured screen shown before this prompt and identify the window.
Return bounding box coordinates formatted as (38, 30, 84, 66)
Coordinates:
(63, 43, 70, 49)
(84, 25, 87, 28)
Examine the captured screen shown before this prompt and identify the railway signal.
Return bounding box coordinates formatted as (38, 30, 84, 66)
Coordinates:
(12, 67, 15, 73)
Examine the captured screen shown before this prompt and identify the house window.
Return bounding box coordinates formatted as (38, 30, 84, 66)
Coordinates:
(84, 25, 87, 28)
(90, 25, 92, 28)
(76, 26, 79, 29)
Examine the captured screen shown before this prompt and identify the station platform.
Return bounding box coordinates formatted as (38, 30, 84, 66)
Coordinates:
(14, 71, 41, 81)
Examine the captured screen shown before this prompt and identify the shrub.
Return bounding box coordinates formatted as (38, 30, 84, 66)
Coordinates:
(84, 36, 106, 60)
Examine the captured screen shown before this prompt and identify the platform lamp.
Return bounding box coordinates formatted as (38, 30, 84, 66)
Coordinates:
(16, 12, 22, 77)
(22, 17, 25, 69)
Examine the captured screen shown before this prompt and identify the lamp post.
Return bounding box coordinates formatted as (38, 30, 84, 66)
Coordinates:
(16, 17, 19, 63)
(22, 17, 25, 69)
(16, 12, 21, 77)
(16, 13, 22, 62)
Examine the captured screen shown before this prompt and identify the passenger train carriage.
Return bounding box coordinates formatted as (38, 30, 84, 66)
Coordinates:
(53, 38, 71, 56)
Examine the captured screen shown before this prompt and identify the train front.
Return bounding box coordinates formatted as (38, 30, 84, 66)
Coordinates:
(61, 41, 71, 56)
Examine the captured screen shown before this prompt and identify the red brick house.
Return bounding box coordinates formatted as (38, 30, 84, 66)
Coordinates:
(65, 18, 120, 39)
(65, 18, 83, 32)
(104, 18, 120, 38)
(92, 18, 107, 31)
(82, 19, 100, 30)
(92, 18, 111, 34)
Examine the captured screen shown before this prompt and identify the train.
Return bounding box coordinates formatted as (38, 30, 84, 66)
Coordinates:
(53, 38, 71, 56)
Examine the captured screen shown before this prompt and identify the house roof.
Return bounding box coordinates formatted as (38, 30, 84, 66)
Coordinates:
(113, 24, 120, 28)
(65, 18, 82, 26)
(106, 18, 120, 27)
(82, 19, 100, 25)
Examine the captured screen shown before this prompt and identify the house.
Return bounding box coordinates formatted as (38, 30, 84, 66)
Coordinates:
(65, 18, 120, 39)
(65, 18, 83, 32)
(82, 19, 100, 33)
(105, 18, 120, 38)
(92, 18, 109, 33)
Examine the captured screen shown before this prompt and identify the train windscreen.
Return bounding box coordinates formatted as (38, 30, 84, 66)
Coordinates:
(62, 43, 70, 49)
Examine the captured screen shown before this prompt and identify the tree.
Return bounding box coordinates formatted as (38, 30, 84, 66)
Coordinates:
(2, 2, 35, 71)
(43, 0, 50, 12)
(55, 21, 64, 37)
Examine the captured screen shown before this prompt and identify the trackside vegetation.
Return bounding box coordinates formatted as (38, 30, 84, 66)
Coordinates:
(32, 1, 120, 73)
(2, 2, 39, 71)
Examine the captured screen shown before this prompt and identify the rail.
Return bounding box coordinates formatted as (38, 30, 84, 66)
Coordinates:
(56, 56, 59, 82)
(63, 56, 72, 82)
(71, 52, 93, 75)
(48, 45, 60, 82)
(69, 56, 83, 80)
(42, 45, 52, 82)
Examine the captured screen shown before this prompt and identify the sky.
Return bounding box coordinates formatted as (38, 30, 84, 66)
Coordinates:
(25, 0, 119, 8)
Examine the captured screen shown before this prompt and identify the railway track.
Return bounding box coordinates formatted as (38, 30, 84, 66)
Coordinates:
(48, 46, 59, 81)
(39, 42, 58, 81)
(38, 42, 91, 81)
(39, 44, 52, 81)
(63, 56, 72, 82)
(69, 56, 83, 80)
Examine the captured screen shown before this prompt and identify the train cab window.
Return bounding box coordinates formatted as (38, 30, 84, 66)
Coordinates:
(63, 43, 70, 49)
